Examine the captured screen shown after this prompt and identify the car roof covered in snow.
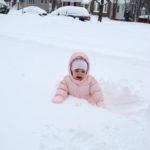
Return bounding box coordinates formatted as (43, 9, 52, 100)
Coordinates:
(20, 6, 47, 15)
(50, 6, 90, 17)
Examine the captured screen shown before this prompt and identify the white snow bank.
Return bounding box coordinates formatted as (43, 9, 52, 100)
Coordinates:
(35, 102, 150, 150)
(0, 12, 150, 150)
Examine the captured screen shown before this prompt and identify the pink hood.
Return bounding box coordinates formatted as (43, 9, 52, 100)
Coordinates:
(68, 52, 90, 84)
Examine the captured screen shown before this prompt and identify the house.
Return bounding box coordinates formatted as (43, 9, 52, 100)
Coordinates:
(61, 0, 81, 6)
(82, 0, 91, 10)
(9, 0, 114, 19)
(60, 0, 112, 18)
(9, 0, 50, 12)
(89, 0, 112, 17)
(23, 0, 49, 12)
(110, 0, 133, 20)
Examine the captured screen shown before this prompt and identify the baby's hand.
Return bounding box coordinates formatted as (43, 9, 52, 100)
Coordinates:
(52, 96, 64, 104)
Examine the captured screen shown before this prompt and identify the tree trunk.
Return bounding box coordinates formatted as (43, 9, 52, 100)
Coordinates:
(98, 0, 104, 22)
(95, 0, 104, 22)
(112, 0, 118, 20)
(52, 0, 57, 11)
(146, 0, 150, 23)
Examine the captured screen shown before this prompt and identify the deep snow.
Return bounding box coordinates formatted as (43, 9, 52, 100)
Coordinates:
(0, 10, 150, 150)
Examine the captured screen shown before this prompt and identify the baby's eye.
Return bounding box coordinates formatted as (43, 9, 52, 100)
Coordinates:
(75, 69, 79, 73)
(81, 70, 85, 73)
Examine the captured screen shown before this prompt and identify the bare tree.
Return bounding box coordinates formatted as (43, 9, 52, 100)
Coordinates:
(135, 0, 141, 21)
(51, 0, 57, 11)
(145, 0, 150, 22)
(95, 0, 105, 22)
(112, 0, 118, 20)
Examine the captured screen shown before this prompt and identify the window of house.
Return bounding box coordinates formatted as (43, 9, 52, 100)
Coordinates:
(94, 1, 99, 12)
(45, 0, 47, 3)
(94, 1, 107, 13)
(103, 4, 107, 13)
(29, 0, 34, 4)
(117, 5, 119, 12)
(41, 0, 43, 3)
(122, 5, 125, 11)
(69, 2, 73, 6)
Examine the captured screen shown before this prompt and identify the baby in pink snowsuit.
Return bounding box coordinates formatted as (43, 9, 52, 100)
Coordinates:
(52, 52, 104, 107)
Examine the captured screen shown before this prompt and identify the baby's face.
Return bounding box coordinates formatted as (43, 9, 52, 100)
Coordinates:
(72, 69, 86, 81)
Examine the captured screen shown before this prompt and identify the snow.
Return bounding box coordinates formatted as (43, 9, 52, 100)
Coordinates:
(0, 11, 150, 150)
(139, 15, 150, 19)
(50, 6, 90, 16)
(19, 6, 47, 15)
(0, 0, 6, 5)
(82, 0, 91, 4)
(118, 0, 131, 4)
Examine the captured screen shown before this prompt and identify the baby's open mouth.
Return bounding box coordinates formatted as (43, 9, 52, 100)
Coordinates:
(76, 76, 82, 80)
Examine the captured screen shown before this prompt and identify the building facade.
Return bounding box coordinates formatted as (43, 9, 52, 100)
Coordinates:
(24, 0, 49, 12)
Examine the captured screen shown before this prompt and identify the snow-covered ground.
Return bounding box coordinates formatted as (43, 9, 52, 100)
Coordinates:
(0, 10, 150, 150)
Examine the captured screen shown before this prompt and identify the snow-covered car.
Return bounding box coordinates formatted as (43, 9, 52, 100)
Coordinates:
(50, 6, 90, 21)
(138, 15, 150, 23)
(0, 1, 10, 14)
(21, 6, 47, 16)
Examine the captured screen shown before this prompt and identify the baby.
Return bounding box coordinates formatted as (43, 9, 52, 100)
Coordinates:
(52, 52, 104, 107)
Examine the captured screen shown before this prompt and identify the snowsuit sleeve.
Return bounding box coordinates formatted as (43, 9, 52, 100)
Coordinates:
(52, 77, 68, 104)
(89, 77, 104, 107)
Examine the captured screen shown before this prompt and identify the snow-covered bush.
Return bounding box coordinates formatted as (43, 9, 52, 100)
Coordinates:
(0, 1, 10, 14)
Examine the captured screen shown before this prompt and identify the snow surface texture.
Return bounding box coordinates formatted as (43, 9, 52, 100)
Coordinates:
(0, 10, 150, 150)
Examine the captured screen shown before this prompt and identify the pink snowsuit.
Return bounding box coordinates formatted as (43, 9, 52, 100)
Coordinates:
(52, 52, 104, 106)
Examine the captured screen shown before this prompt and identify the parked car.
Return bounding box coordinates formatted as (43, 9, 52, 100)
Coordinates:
(50, 6, 90, 21)
(20, 6, 47, 16)
(138, 15, 150, 23)
(0, 1, 10, 14)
